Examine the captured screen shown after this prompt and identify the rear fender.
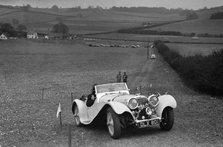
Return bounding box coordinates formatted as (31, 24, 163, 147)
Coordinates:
(156, 95, 177, 117)
(72, 99, 88, 122)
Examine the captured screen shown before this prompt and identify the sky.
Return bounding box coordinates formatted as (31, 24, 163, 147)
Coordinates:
(0, 0, 223, 10)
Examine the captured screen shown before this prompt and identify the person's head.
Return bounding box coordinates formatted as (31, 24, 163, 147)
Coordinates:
(119, 71, 121, 74)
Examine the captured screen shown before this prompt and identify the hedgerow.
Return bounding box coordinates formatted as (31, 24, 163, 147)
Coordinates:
(154, 40, 223, 96)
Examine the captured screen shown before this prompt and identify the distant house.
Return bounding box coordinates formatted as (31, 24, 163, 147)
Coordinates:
(192, 36, 199, 40)
(0, 34, 8, 40)
(27, 32, 38, 39)
(44, 35, 49, 40)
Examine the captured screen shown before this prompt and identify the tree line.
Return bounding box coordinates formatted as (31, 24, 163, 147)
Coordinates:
(0, 21, 27, 37)
(0, 20, 69, 38)
(210, 12, 223, 19)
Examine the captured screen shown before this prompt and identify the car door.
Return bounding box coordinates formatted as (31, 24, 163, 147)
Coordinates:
(87, 97, 105, 122)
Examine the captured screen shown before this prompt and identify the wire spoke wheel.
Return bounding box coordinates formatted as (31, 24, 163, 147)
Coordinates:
(74, 106, 81, 126)
(106, 108, 121, 139)
(107, 111, 114, 135)
(160, 107, 174, 131)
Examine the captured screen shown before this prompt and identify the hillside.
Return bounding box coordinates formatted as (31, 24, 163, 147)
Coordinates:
(0, 5, 184, 34)
(149, 6, 223, 35)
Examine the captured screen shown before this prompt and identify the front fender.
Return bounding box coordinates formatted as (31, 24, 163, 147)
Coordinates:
(156, 95, 177, 117)
(108, 101, 133, 116)
(72, 99, 89, 123)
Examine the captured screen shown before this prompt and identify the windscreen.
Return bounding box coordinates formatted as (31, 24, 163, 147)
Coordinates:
(96, 83, 128, 93)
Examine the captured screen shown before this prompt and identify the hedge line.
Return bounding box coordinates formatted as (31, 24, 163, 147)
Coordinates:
(154, 40, 223, 96)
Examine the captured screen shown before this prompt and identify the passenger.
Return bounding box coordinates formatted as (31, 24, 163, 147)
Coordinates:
(86, 84, 97, 107)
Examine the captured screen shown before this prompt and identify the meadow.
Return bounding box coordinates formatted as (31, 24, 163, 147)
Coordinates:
(166, 43, 223, 56)
(0, 39, 148, 146)
(149, 7, 223, 35)
(0, 7, 184, 34)
(150, 19, 223, 35)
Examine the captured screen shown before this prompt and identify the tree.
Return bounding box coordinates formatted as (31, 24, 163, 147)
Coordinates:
(21, 4, 31, 11)
(51, 5, 59, 12)
(0, 23, 16, 36)
(1, 23, 14, 33)
(16, 24, 27, 32)
(51, 22, 69, 37)
(186, 12, 199, 19)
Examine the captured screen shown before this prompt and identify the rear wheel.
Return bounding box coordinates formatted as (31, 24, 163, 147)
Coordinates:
(160, 107, 174, 131)
(73, 105, 81, 126)
(106, 108, 121, 139)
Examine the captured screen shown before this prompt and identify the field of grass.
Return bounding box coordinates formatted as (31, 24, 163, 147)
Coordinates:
(149, 7, 223, 35)
(87, 33, 223, 44)
(150, 19, 223, 35)
(166, 43, 223, 56)
(0, 7, 184, 34)
(0, 39, 149, 146)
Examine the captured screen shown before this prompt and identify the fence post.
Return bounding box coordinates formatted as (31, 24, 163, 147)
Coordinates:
(71, 93, 74, 103)
(68, 124, 72, 147)
(41, 88, 45, 100)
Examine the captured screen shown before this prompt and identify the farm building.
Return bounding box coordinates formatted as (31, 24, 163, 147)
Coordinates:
(0, 34, 8, 40)
(27, 32, 38, 39)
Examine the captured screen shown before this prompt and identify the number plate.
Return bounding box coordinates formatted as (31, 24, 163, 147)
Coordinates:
(138, 120, 159, 128)
(151, 119, 159, 125)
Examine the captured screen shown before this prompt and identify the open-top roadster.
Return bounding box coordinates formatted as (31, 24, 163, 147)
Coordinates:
(72, 83, 177, 139)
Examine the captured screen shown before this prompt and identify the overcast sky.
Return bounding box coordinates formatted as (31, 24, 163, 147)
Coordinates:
(0, 0, 223, 9)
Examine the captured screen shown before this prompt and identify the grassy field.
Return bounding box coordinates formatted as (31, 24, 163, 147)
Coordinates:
(166, 43, 223, 56)
(0, 39, 149, 146)
(87, 33, 223, 44)
(149, 7, 223, 35)
(0, 7, 184, 34)
(150, 19, 223, 35)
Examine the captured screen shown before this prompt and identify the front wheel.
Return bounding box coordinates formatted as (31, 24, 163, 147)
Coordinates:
(106, 108, 121, 139)
(73, 105, 81, 126)
(160, 107, 174, 131)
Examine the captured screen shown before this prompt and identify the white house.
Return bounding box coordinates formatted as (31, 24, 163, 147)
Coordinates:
(0, 34, 8, 40)
(27, 32, 38, 39)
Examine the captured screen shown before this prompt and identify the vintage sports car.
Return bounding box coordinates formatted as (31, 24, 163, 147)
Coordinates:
(72, 83, 177, 139)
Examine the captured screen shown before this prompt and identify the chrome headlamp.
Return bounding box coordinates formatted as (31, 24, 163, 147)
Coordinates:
(127, 98, 138, 109)
(148, 94, 159, 107)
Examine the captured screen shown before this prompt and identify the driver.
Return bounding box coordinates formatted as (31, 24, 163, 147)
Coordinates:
(86, 84, 96, 107)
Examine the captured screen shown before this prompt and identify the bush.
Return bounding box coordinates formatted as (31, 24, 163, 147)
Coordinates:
(155, 41, 223, 96)
(210, 12, 223, 19)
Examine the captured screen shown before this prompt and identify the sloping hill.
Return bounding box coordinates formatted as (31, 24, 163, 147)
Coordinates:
(0, 6, 184, 34)
(150, 6, 223, 35)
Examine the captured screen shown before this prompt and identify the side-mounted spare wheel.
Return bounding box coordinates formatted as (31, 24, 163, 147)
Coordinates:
(160, 107, 174, 131)
(106, 107, 122, 139)
(73, 104, 82, 126)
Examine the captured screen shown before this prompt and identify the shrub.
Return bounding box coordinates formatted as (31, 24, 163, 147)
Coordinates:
(155, 41, 223, 96)
(210, 12, 223, 19)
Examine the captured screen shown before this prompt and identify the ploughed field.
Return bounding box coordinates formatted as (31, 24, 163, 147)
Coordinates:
(0, 39, 223, 147)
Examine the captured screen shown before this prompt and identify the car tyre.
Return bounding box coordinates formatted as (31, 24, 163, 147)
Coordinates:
(106, 108, 121, 139)
(160, 107, 174, 131)
(73, 105, 81, 126)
